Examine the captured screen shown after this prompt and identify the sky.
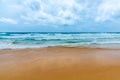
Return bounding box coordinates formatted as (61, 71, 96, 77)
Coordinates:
(0, 0, 120, 32)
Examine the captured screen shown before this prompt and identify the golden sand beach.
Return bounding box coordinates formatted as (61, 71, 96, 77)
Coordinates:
(0, 47, 120, 80)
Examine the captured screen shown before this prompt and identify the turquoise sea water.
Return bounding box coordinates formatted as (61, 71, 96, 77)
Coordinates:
(1, 32, 120, 49)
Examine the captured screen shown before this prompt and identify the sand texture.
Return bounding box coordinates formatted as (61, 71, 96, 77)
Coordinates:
(0, 47, 120, 80)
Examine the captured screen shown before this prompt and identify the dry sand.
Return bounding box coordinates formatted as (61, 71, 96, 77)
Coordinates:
(0, 47, 120, 80)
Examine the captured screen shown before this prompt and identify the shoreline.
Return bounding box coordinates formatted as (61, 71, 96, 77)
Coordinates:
(1, 45, 120, 51)
(0, 47, 120, 80)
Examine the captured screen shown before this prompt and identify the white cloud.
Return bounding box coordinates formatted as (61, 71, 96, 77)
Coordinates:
(0, 17, 17, 24)
(20, 0, 84, 25)
(1, 0, 120, 25)
(96, 0, 120, 22)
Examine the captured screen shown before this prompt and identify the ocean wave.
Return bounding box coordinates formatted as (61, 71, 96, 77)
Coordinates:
(1, 32, 120, 49)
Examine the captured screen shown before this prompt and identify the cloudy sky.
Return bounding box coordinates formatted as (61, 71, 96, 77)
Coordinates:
(0, 0, 120, 32)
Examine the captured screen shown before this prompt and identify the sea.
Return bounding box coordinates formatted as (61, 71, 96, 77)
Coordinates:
(0, 32, 120, 49)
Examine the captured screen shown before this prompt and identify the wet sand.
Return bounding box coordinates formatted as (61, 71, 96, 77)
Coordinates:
(0, 47, 120, 80)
